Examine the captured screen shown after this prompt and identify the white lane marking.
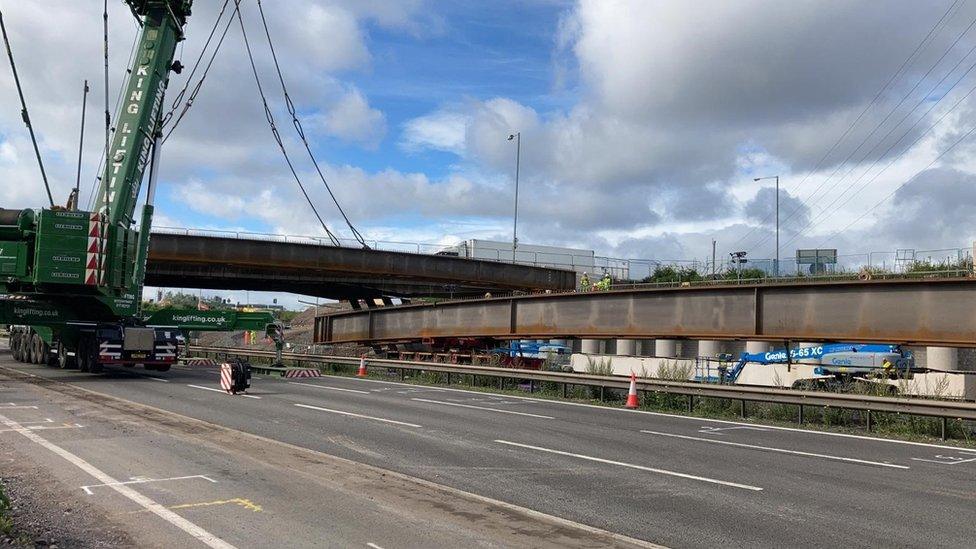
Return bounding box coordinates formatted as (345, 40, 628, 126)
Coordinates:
(288, 381, 370, 394)
(0, 423, 84, 434)
(0, 405, 39, 409)
(366, 543, 385, 549)
(911, 455, 976, 466)
(326, 375, 976, 453)
(187, 384, 261, 400)
(495, 439, 762, 491)
(148, 377, 170, 383)
(0, 413, 235, 549)
(82, 474, 218, 495)
(411, 398, 554, 419)
(640, 430, 909, 470)
(699, 425, 769, 434)
(294, 403, 422, 428)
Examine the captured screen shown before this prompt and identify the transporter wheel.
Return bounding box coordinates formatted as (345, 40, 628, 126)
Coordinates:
(77, 339, 91, 372)
(56, 342, 76, 369)
(154, 364, 171, 373)
(9, 332, 21, 361)
(30, 333, 42, 364)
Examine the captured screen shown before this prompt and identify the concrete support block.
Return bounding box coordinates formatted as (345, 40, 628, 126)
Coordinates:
(927, 347, 959, 371)
(698, 340, 723, 358)
(745, 341, 770, 354)
(616, 339, 637, 356)
(581, 339, 601, 355)
(655, 339, 676, 358)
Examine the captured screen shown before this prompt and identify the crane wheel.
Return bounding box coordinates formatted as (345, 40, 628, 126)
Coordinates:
(56, 342, 76, 369)
(29, 333, 42, 364)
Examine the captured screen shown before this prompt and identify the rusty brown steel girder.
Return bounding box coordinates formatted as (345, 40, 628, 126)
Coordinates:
(314, 277, 976, 346)
(145, 233, 576, 299)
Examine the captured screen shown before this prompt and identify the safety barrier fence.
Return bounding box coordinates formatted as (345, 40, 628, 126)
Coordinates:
(188, 345, 976, 440)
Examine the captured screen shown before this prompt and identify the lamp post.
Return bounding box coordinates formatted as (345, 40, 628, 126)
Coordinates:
(754, 175, 780, 276)
(508, 132, 520, 263)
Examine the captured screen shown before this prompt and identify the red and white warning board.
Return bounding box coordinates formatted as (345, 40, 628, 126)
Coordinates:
(85, 211, 106, 286)
(220, 362, 233, 393)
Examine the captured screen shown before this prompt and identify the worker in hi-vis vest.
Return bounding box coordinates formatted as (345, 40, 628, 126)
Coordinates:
(580, 272, 591, 291)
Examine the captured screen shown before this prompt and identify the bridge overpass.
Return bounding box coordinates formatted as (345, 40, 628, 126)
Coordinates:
(144, 232, 575, 300)
(313, 277, 976, 347)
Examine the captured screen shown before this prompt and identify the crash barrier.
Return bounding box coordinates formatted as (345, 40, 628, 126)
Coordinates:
(189, 345, 976, 440)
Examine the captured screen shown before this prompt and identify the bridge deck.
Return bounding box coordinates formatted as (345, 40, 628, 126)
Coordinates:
(145, 233, 575, 299)
(314, 277, 976, 346)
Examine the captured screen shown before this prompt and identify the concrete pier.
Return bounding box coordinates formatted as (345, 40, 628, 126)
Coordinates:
(655, 339, 677, 358)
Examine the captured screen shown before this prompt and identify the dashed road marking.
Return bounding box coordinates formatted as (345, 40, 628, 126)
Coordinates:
(641, 430, 909, 469)
(187, 384, 261, 399)
(288, 381, 370, 394)
(911, 454, 976, 466)
(495, 439, 763, 491)
(0, 422, 83, 434)
(148, 376, 170, 383)
(0, 412, 236, 549)
(294, 403, 422, 428)
(411, 398, 554, 419)
(325, 375, 976, 454)
(366, 543, 385, 549)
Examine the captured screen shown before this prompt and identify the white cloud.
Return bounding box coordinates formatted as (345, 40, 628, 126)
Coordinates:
(401, 110, 468, 154)
(312, 87, 386, 146)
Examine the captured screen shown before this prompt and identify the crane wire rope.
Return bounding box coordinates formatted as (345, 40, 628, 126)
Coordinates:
(233, 1, 341, 246)
(812, 120, 976, 250)
(87, 21, 141, 209)
(774, 39, 976, 253)
(0, 9, 54, 207)
(253, 0, 369, 249)
(777, 67, 976, 254)
(161, 0, 237, 142)
(730, 0, 962, 250)
(745, 7, 976, 256)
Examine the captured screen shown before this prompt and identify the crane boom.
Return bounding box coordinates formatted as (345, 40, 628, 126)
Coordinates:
(93, 1, 191, 227)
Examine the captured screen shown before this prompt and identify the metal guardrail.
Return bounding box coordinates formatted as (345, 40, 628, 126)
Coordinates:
(189, 345, 976, 440)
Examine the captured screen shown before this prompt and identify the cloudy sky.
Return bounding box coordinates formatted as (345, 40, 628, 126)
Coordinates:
(3, 0, 976, 305)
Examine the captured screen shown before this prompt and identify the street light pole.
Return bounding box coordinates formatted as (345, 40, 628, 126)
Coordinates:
(754, 175, 781, 276)
(508, 132, 520, 263)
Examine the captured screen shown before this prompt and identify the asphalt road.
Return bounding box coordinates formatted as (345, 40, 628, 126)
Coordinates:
(3, 352, 976, 548)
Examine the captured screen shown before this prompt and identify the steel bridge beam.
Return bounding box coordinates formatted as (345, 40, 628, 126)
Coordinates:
(315, 278, 976, 346)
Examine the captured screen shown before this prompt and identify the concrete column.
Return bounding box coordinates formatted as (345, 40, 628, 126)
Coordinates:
(698, 340, 723, 358)
(745, 341, 770, 354)
(927, 347, 958, 371)
(655, 339, 676, 358)
(616, 339, 637, 356)
(581, 339, 601, 355)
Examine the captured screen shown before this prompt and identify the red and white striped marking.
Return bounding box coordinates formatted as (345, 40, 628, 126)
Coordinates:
(219, 363, 233, 393)
(283, 368, 321, 378)
(85, 212, 106, 286)
(184, 358, 217, 367)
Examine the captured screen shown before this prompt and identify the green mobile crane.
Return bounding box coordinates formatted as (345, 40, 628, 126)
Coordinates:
(1, 1, 277, 372)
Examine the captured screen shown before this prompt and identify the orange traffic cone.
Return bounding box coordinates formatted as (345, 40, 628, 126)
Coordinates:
(357, 354, 368, 377)
(625, 371, 639, 409)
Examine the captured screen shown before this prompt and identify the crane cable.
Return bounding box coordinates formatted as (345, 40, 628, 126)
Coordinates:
(730, 0, 962, 251)
(0, 9, 54, 207)
(253, 0, 369, 249)
(233, 1, 341, 246)
(775, 40, 976, 253)
(747, 5, 976, 256)
(161, 0, 237, 142)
